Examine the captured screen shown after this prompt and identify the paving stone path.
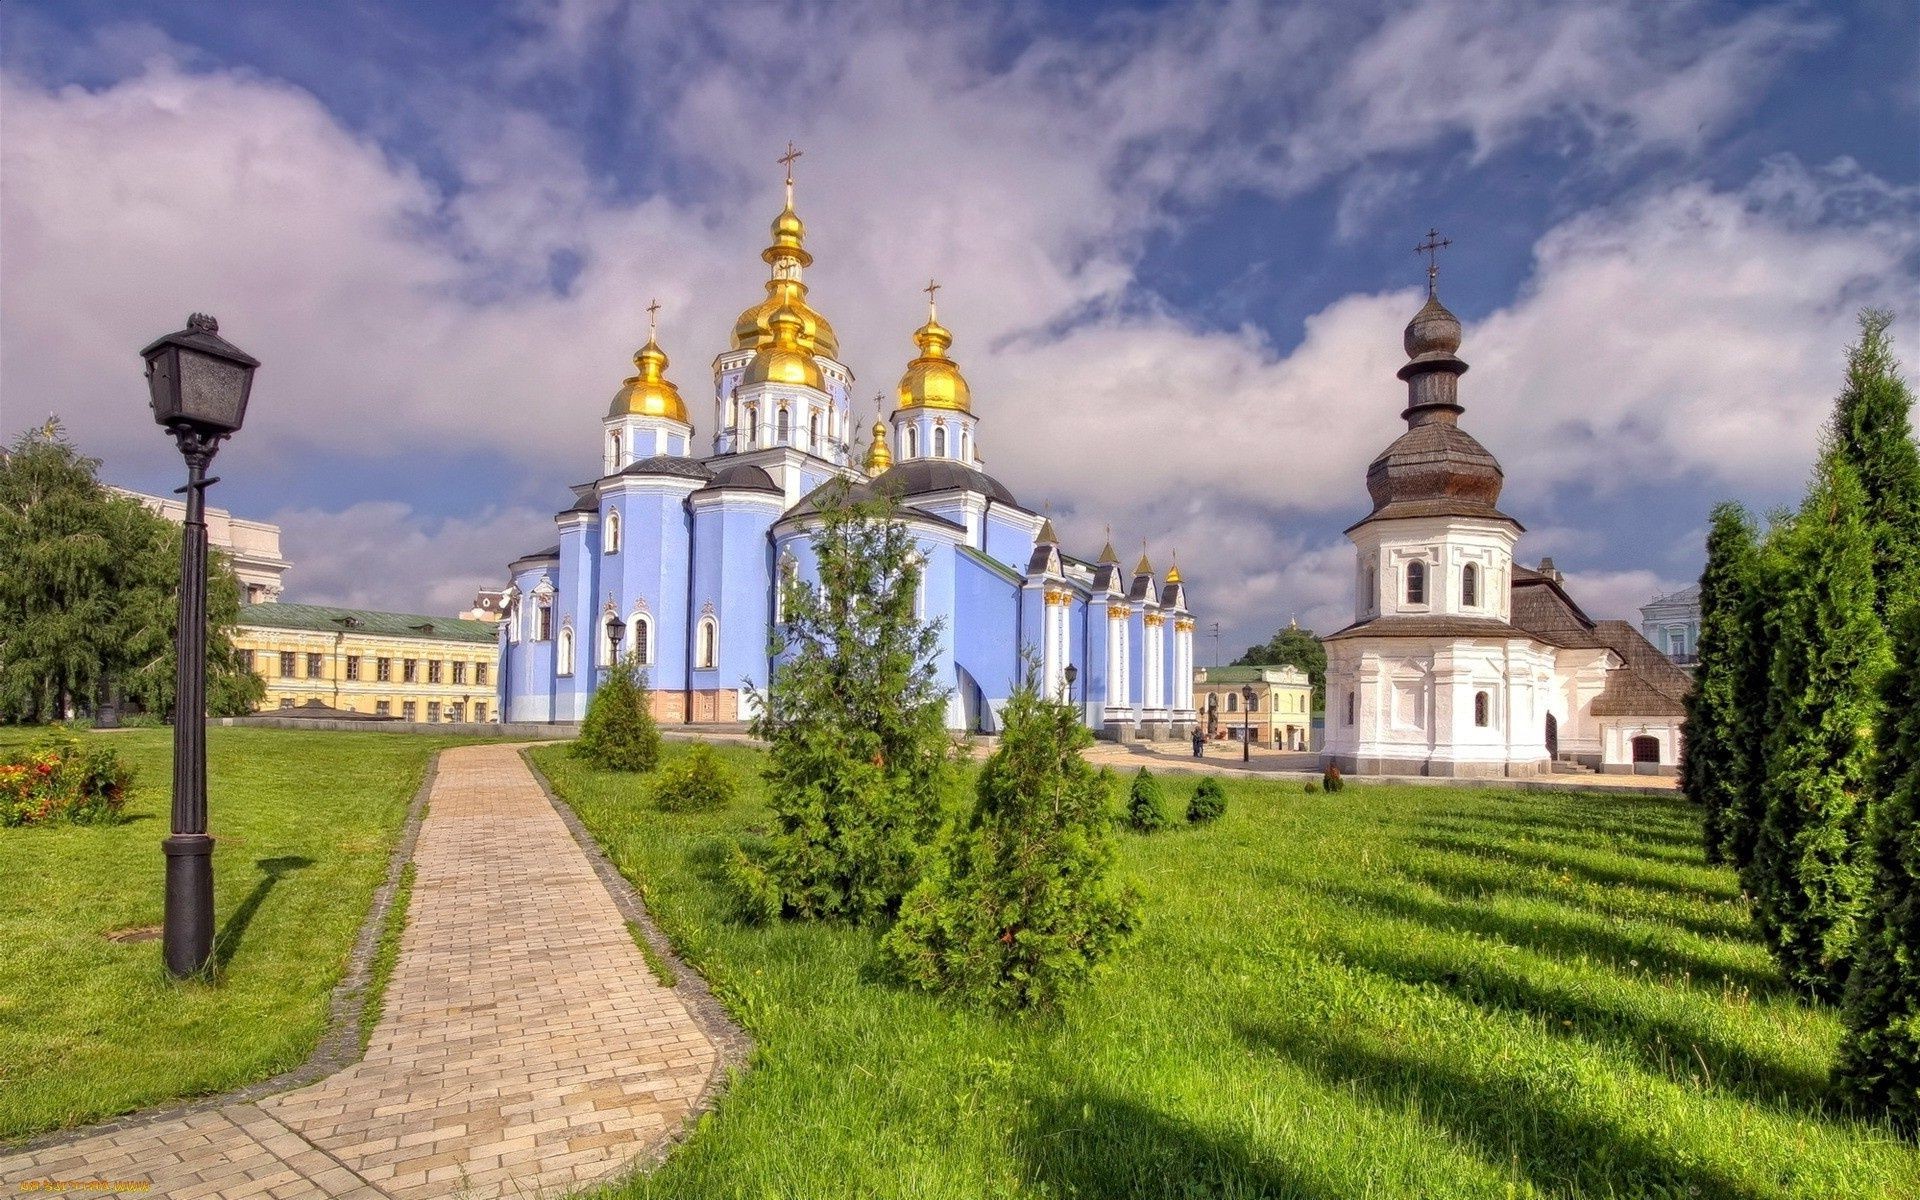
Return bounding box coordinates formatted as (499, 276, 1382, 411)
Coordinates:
(1, 744, 724, 1199)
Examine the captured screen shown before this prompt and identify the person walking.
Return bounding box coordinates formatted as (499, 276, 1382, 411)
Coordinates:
(1191, 726, 1205, 758)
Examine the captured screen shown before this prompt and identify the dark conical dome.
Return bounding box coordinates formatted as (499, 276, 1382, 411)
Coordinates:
(1352, 289, 1517, 531)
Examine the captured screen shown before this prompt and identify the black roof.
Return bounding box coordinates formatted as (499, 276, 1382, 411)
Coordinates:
(619, 455, 714, 481)
(698, 462, 782, 494)
(871, 459, 1020, 507)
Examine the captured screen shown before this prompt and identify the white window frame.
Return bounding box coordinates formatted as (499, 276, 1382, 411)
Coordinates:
(697, 616, 719, 669)
(604, 509, 621, 555)
(556, 624, 575, 676)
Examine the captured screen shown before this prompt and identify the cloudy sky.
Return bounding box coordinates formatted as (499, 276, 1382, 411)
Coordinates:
(3, 0, 1916, 654)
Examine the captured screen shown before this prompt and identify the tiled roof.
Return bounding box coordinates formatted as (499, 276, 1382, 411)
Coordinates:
(238, 602, 498, 644)
(1589, 620, 1692, 716)
(1324, 614, 1524, 641)
(1509, 577, 1605, 648)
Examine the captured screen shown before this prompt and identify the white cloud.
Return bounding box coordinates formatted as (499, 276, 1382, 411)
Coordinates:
(272, 502, 551, 613)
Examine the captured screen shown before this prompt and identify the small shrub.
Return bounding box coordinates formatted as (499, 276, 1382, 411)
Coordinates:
(574, 656, 662, 772)
(1, 736, 132, 827)
(653, 745, 736, 812)
(1126, 768, 1168, 832)
(1322, 763, 1345, 794)
(722, 842, 783, 925)
(1304, 781, 1320, 795)
(1188, 777, 1226, 823)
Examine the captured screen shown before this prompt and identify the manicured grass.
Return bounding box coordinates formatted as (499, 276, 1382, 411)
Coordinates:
(0, 726, 474, 1142)
(532, 743, 1920, 1199)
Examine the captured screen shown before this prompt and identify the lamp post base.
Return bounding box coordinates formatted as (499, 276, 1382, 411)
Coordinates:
(162, 833, 216, 978)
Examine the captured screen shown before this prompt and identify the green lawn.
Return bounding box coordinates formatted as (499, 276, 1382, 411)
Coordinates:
(0, 726, 474, 1142)
(532, 742, 1919, 1200)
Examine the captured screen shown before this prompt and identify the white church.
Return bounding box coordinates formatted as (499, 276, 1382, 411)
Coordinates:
(1322, 281, 1690, 778)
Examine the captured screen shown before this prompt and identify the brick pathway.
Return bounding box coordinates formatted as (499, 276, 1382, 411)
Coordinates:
(1, 744, 723, 1199)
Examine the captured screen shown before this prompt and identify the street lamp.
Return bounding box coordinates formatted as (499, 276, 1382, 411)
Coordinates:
(1062, 663, 1078, 710)
(142, 313, 259, 979)
(605, 612, 627, 667)
(1241, 685, 1256, 763)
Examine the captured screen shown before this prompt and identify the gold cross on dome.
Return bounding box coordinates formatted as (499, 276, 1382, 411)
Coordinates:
(923, 278, 940, 318)
(778, 141, 803, 184)
(646, 298, 660, 337)
(1415, 227, 1452, 296)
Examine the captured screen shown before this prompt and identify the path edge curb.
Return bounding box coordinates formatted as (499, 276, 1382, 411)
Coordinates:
(3, 749, 444, 1156)
(518, 744, 755, 1182)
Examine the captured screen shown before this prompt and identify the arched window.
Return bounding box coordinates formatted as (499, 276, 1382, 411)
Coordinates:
(1462, 562, 1479, 608)
(777, 406, 791, 444)
(1406, 560, 1427, 605)
(1345, 691, 1355, 725)
(534, 596, 553, 642)
(697, 617, 718, 669)
(905, 426, 918, 458)
(933, 426, 948, 458)
(556, 625, 574, 675)
(1246, 692, 1258, 712)
(604, 510, 620, 555)
(727, 397, 738, 429)
(960, 429, 971, 462)
(1226, 692, 1238, 713)
(1367, 564, 1377, 610)
(1474, 690, 1490, 727)
(808, 411, 820, 449)
(608, 430, 622, 470)
(631, 614, 653, 667)
(744, 404, 758, 448)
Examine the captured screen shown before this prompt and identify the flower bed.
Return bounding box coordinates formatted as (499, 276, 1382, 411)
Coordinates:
(1, 735, 133, 827)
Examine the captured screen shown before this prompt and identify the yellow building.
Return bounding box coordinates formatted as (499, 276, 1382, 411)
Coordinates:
(1193, 665, 1315, 750)
(234, 603, 499, 723)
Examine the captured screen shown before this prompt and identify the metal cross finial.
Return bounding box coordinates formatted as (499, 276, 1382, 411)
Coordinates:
(1416, 227, 1452, 297)
(646, 298, 660, 338)
(778, 141, 803, 193)
(923, 278, 940, 319)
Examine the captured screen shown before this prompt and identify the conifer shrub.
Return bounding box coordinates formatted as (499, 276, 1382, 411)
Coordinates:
(1126, 767, 1168, 832)
(1187, 777, 1226, 823)
(1304, 781, 1320, 795)
(1749, 453, 1890, 1000)
(1834, 601, 1920, 1131)
(722, 842, 783, 925)
(1322, 763, 1345, 794)
(1833, 309, 1920, 620)
(573, 657, 662, 772)
(1684, 502, 1761, 864)
(879, 675, 1138, 1013)
(652, 744, 736, 812)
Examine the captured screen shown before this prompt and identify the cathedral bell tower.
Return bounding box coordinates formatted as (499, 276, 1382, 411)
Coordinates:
(603, 300, 692, 473)
(890, 280, 980, 466)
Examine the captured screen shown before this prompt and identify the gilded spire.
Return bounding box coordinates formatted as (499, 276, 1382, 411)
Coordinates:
(865, 419, 893, 474)
(1036, 514, 1059, 545)
(1098, 526, 1119, 565)
(1166, 551, 1182, 584)
(732, 144, 837, 356)
(608, 306, 688, 423)
(898, 282, 971, 412)
(1134, 542, 1153, 577)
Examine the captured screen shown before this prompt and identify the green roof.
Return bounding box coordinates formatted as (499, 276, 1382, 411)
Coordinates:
(237, 602, 498, 644)
(1196, 665, 1310, 683)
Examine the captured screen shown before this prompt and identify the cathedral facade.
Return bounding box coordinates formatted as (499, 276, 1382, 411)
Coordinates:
(1323, 283, 1690, 777)
(499, 177, 1198, 738)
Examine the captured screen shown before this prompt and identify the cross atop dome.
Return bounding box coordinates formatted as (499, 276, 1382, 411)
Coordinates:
(778, 141, 803, 204)
(1415, 227, 1452, 298)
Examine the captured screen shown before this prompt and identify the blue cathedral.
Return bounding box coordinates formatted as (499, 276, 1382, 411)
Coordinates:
(500, 166, 1199, 737)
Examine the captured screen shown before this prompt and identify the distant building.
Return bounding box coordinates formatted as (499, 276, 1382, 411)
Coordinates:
(1639, 584, 1701, 666)
(233, 603, 499, 722)
(113, 486, 290, 603)
(462, 587, 510, 622)
(1193, 665, 1314, 750)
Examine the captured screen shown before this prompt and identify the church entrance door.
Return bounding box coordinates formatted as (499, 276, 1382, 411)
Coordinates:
(1544, 712, 1559, 759)
(1631, 735, 1660, 764)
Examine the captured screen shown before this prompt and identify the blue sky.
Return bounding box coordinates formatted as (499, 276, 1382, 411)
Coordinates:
(2, 0, 1916, 651)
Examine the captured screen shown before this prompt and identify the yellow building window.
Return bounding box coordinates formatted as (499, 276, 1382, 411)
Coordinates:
(345, 656, 361, 681)
(305, 653, 323, 679)
(376, 657, 391, 682)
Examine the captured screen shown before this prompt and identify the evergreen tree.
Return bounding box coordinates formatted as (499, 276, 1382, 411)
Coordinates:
(1832, 309, 1920, 621)
(1748, 452, 1891, 1000)
(0, 421, 260, 722)
(879, 671, 1138, 1013)
(1835, 604, 1920, 1130)
(573, 657, 662, 772)
(1684, 503, 1760, 863)
(1125, 767, 1168, 832)
(743, 478, 954, 922)
(1721, 514, 1789, 873)
(1233, 623, 1327, 707)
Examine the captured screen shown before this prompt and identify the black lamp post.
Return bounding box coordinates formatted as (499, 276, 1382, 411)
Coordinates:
(1241, 685, 1256, 763)
(606, 613, 627, 667)
(143, 313, 258, 979)
(1062, 663, 1078, 710)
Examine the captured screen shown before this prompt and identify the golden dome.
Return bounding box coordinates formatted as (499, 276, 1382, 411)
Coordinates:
(864, 420, 893, 474)
(897, 313, 971, 413)
(764, 204, 811, 267)
(743, 304, 825, 389)
(608, 336, 689, 423)
(733, 279, 839, 358)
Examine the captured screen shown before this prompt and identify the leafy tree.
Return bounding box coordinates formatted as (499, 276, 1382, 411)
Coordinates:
(1233, 623, 1327, 707)
(1835, 604, 1920, 1130)
(1684, 503, 1760, 863)
(0, 421, 259, 723)
(1125, 767, 1168, 832)
(1748, 451, 1891, 1000)
(573, 657, 661, 772)
(879, 671, 1138, 1013)
(741, 477, 954, 922)
(1832, 309, 1920, 621)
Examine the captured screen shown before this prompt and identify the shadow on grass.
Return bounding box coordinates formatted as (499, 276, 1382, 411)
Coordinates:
(1412, 833, 1741, 903)
(1238, 1020, 1774, 1200)
(1394, 857, 1756, 943)
(1331, 935, 1831, 1117)
(1423, 802, 1702, 850)
(1418, 814, 1706, 868)
(213, 855, 314, 971)
(1016, 1087, 1336, 1199)
(1325, 878, 1782, 999)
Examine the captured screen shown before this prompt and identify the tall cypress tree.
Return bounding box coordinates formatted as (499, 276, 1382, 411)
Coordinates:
(1722, 514, 1789, 873)
(1833, 309, 1920, 621)
(1748, 452, 1891, 1000)
(1684, 503, 1759, 864)
(1834, 604, 1920, 1130)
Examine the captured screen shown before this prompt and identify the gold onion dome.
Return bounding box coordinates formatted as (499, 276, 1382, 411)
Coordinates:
(608, 336, 688, 422)
(898, 312, 971, 413)
(733, 284, 839, 358)
(744, 304, 825, 389)
(765, 204, 810, 266)
(864, 420, 893, 473)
